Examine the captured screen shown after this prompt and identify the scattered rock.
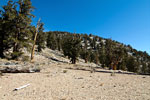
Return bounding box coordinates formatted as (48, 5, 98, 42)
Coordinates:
(110, 72, 115, 76)
(99, 83, 103, 86)
(77, 77, 83, 79)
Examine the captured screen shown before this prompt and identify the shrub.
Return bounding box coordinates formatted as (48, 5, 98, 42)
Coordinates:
(22, 55, 30, 61)
(11, 52, 23, 60)
(63, 70, 67, 73)
(0, 71, 3, 76)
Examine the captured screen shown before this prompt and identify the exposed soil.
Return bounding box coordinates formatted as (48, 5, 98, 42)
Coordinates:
(0, 63, 150, 100)
(0, 48, 150, 100)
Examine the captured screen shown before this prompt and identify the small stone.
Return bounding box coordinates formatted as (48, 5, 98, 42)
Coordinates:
(100, 83, 103, 86)
(77, 77, 83, 79)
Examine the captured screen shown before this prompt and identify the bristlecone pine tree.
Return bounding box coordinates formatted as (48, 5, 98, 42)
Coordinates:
(0, 0, 34, 59)
(0, 0, 17, 58)
(11, 0, 34, 59)
(126, 56, 138, 72)
(62, 35, 81, 64)
(36, 22, 46, 52)
(46, 32, 58, 50)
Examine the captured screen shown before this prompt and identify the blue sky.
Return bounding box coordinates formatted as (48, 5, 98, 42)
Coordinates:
(0, 0, 150, 54)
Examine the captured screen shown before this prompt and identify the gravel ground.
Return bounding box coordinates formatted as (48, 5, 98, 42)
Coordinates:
(0, 64, 150, 100)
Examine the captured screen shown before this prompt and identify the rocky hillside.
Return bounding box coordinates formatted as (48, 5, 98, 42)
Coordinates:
(0, 48, 98, 74)
(46, 31, 150, 74)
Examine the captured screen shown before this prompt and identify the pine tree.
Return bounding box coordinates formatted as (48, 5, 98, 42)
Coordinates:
(80, 49, 90, 63)
(0, 15, 4, 58)
(91, 37, 96, 49)
(79, 34, 90, 63)
(105, 39, 114, 69)
(46, 32, 58, 50)
(99, 41, 106, 67)
(126, 56, 138, 72)
(141, 63, 147, 74)
(94, 51, 99, 64)
(11, 0, 34, 59)
(62, 35, 81, 64)
(0, 0, 17, 58)
(36, 22, 46, 52)
(56, 36, 61, 51)
(89, 50, 94, 63)
(148, 63, 150, 74)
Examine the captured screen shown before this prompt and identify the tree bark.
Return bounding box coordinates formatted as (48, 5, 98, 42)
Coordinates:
(0, 40, 4, 58)
(0, 28, 5, 58)
(31, 18, 41, 62)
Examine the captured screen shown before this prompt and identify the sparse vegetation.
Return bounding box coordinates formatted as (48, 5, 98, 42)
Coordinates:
(22, 55, 30, 62)
(62, 34, 81, 64)
(0, 71, 3, 76)
(0, 0, 150, 75)
(63, 70, 67, 73)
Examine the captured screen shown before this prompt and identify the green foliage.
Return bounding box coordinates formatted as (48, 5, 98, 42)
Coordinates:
(0, 0, 34, 59)
(80, 49, 90, 63)
(11, 51, 23, 60)
(148, 63, 150, 74)
(36, 22, 46, 52)
(141, 63, 147, 74)
(0, 71, 3, 76)
(89, 50, 99, 64)
(62, 35, 81, 64)
(0, 0, 17, 58)
(118, 58, 127, 71)
(63, 70, 67, 73)
(98, 42, 106, 67)
(46, 32, 58, 50)
(126, 56, 138, 72)
(22, 55, 30, 61)
(105, 39, 114, 68)
(12, 0, 34, 53)
(45, 31, 150, 74)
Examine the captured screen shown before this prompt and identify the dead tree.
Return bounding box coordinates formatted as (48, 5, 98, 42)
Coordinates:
(31, 18, 41, 62)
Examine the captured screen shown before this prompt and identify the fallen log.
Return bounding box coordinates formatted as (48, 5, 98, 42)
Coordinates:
(0, 65, 40, 73)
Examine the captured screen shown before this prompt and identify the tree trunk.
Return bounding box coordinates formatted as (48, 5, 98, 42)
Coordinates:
(0, 30, 5, 58)
(13, 27, 20, 53)
(31, 18, 41, 62)
(0, 41, 4, 58)
(85, 57, 88, 63)
(71, 58, 76, 64)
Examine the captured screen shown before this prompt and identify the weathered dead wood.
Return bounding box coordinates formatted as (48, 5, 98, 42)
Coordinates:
(13, 84, 30, 91)
(31, 18, 41, 62)
(0, 65, 40, 73)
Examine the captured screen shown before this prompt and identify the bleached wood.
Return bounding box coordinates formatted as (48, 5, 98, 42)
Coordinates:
(31, 18, 41, 62)
(13, 84, 30, 91)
